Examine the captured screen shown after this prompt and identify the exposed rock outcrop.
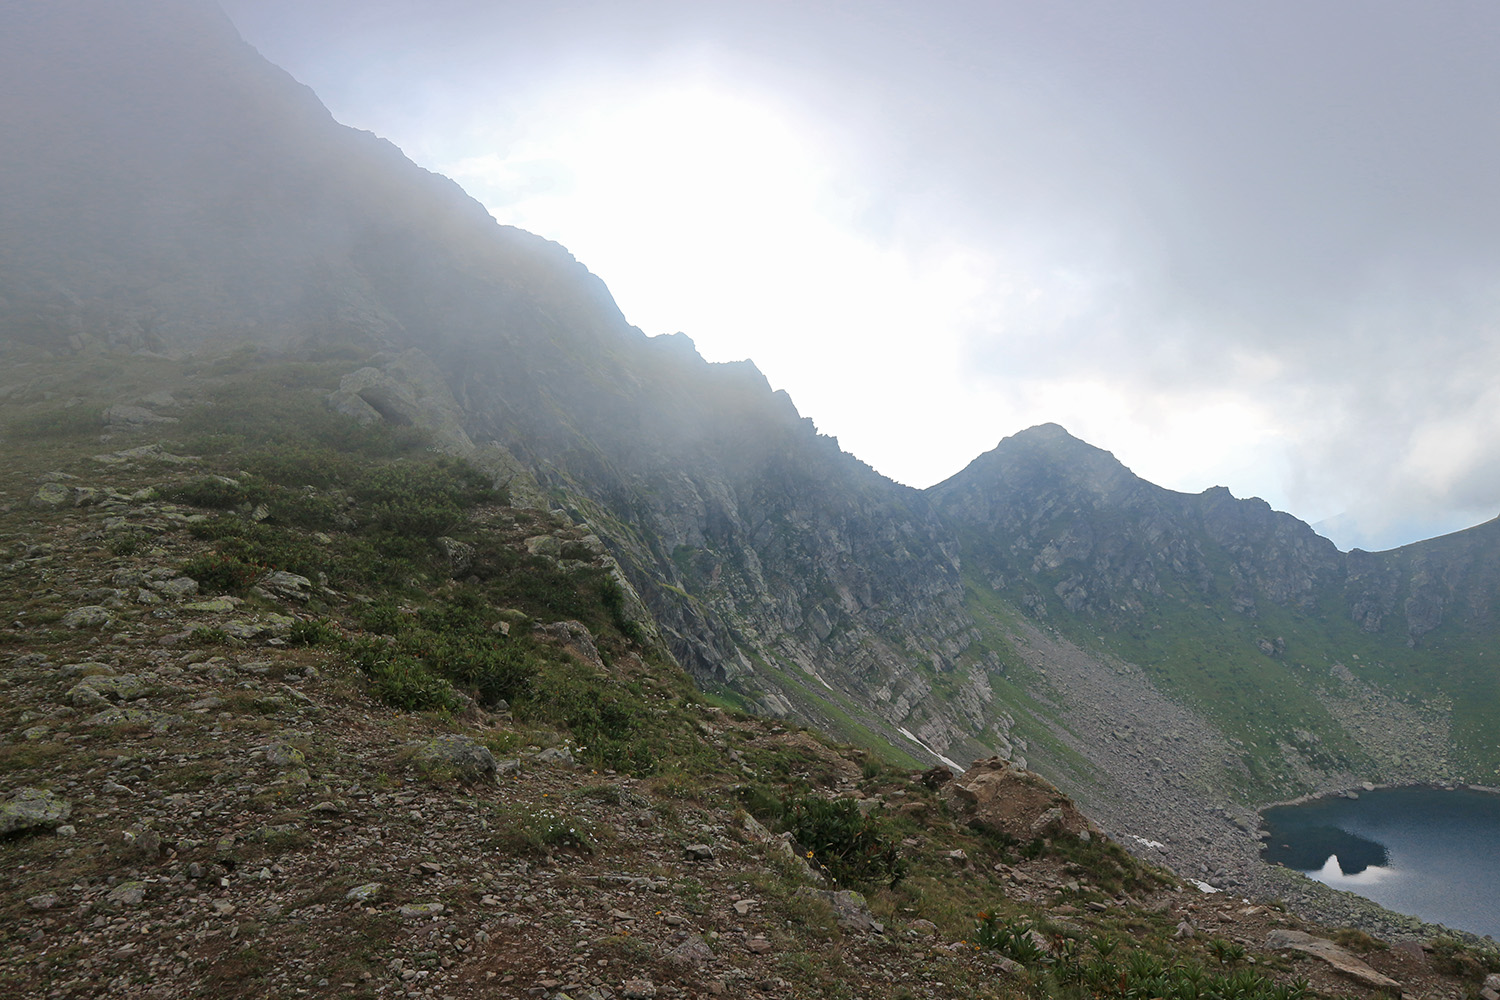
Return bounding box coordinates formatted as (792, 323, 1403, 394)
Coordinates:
(943, 757, 1097, 841)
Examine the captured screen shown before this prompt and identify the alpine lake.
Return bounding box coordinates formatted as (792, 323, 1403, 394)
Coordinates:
(1260, 786, 1500, 940)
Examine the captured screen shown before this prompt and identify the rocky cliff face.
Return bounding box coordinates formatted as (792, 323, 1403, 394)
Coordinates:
(5, 0, 1500, 863)
(928, 424, 1346, 621)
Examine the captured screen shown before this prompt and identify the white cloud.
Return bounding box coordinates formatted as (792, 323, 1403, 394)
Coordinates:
(221, 0, 1500, 546)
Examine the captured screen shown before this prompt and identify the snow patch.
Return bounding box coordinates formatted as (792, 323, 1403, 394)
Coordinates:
(897, 727, 964, 772)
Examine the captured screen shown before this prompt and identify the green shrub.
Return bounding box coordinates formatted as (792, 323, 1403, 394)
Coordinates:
(286, 618, 341, 647)
(1207, 937, 1247, 965)
(366, 656, 462, 713)
(107, 531, 147, 557)
(169, 476, 253, 510)
(426, 636, 537, 707)
(181, 553, 263, 594)
(779, 794, 905, 886)
(972, 914, 1050, 964)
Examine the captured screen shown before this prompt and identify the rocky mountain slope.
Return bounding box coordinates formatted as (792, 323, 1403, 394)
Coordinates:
(2, 358, 1497, 1000)
(3, 0, 1500, 940)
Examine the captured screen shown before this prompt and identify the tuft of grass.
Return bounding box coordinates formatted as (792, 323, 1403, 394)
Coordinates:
(488, 802, 599, 856)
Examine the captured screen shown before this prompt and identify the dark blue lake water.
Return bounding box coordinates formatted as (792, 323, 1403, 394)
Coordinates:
(1261, 786, 1500, 939)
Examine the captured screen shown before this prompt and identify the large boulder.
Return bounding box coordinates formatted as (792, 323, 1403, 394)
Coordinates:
(325, 350, 475, 457)
(1, 787, 72, 835)
(943, 757, 1096, 840)
(65, 674, 147, 708)
(1266, 930, 1403, 994)
(413, 735, 498, 784)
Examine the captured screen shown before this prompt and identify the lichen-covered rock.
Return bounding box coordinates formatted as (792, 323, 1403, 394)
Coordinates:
(106, 880, 148, 906)
(65, 674, 146, 707)
(263, 743, 306, 768)
(84, 707, 181, 731)
(1, 787, 72, 835)
(61, 605, 113, 628)
(255, 570, 313, 602)
(151, 576, 199, 598)
(414, 735, 497, 783)
(346, 883, 384, 903)
(30, 482, 71, 508)
(325, 350, 476, 456)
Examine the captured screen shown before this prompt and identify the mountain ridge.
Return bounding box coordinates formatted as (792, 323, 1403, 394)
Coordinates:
(4, 0, 1500, 924)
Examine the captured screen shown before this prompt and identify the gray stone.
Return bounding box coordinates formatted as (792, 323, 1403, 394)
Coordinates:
(26, 893, 60, 910)
(398, 902, 445, 919)
(683, 843, 715, 862)
(61, 606, 113, 629)
(254, 570, 313, 602)
(151, 577, 199, 598)
(30, 483, 71, 508)
(66, 674, 145, 707)
(84, 707, 181, 731)
(346, 882, 384, 903)
(263, 743, 306, 768)
(665, 935, 715, 968)
(524, 535, 562, 558)
(325, 352, 477, 456)
(793, 888, 882, 933)
(106, 881, 147, 906)
(622, 979, 658, 998)
(534, 620, 604, 668)
(92, 444, 198, 466)
(1266, 930, 1403, 994)
(185, 597, 239, 612)
(0, 787, 72, 835)
(434, 536, 476, 575)
(533, 746, 576, 767)
(415, 735, 498, 783)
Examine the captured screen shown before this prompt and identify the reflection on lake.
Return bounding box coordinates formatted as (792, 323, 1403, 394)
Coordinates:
(1260, 786, 1500, 939)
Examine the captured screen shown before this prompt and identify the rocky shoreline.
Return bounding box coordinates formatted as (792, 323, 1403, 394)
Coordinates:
(989, 616, 1497, 948)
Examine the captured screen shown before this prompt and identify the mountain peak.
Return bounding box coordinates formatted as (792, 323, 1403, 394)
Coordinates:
(930, 422, 1136, 502)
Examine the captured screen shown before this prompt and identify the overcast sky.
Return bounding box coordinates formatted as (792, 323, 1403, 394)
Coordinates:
(215, 0, 1500, 551)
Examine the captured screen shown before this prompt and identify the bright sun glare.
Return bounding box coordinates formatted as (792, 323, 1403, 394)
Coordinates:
(443, 78, 1289, 496)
